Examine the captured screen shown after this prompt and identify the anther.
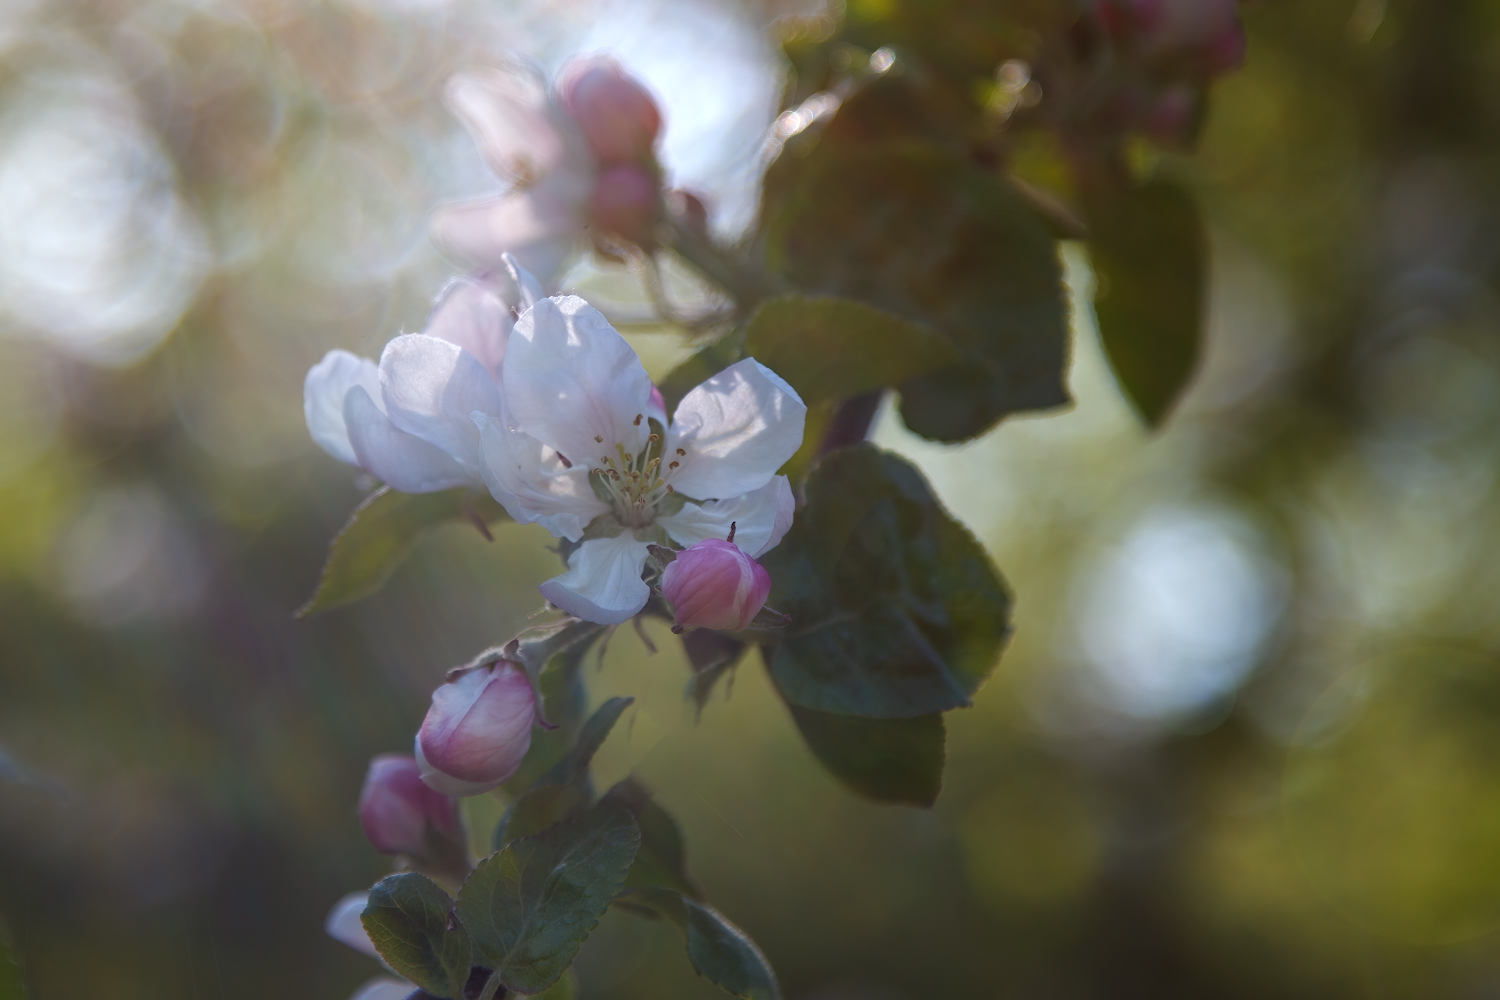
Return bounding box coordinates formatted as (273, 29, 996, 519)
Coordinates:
(647, 433, 660, 443)
(595, 435, 604, 443)
(633, 413, 643, 426)
(666, 484, 674, 493)
(669, 460, 679, 469)
(676, 448, 686, 457)
(557, 453, 572, 469)
(727, 521, 737, 544)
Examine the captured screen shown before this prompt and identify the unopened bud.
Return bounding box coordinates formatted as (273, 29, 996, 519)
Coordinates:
(558, 55, 662, 165)
(661, 539, 772, 633)
(416, 662, 536, 797)
(590, 164, 662, 244)
(1099, 0, 1240, 62)
(358, 753, 465, 874)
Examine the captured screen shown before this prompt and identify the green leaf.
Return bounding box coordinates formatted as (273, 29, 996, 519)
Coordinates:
(759, 445, 1012, 718)
(618, 889, 781, 1000)
(298, 486, 511, 617)
(1085, 178, 1206, 426)
(457, 801, 640, 995)
(532, 969, 578, 999)
(741, 296, 959, 404)
(543, 696, 634, 787)
(605, 779, 702, 897)
(360, 873, 472, 999)
(784, 702, 945, 807)
(1085, 176, 1206, 426)
(766, 140, 1068, 442)
(681, 631, 748, 717)
(0, 927, 24, 1000)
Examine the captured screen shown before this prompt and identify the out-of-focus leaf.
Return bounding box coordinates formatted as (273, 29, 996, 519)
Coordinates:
(0, 742, 66, 800)
(360, 873, 471, 1000)
(457, 801, 639, 996)
(501, 641, 592, 794)
(759, 445, 1012, 718)
(1085, 176, 1206, 426)
(605, 778, 702, 898)
(493, 697, 635, 850)
(682, 631, 748, 716)
(741, 296, 959, 403)
(618, 888, 781, 1000)
(784, 702, 945, 807)
(298, 486, 511, 617)
(0, 928, 24, 1000)
(532, 969, 578, 999)
(766, 140, 1068, 442)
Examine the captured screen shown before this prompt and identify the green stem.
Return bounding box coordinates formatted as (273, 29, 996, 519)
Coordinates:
(661, 216, 785, 311)
(476, 970, 503, 1000)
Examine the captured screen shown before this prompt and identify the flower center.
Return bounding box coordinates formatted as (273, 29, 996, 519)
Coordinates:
(590, 421, 682, 528)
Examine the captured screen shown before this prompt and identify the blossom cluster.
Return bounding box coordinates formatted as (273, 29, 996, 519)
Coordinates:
(304, 55, 805, 814)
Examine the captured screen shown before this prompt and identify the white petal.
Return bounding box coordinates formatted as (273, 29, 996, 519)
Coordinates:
(659, 475, 793, 558)
(325, 892, 380, 959)
(430, 190, 583, 287)
(503, 296, 653, 464)
(345, 386, 475, 492)
(538, 534, 652, 625)
(476, 412, 609, 542)
(349, 978, 414, 1000)
(423, 278, 513, 383)
(445, 66, 587, 187)
(379, 334, 503, 472)
(667, 358, 807, 499)
(501, 252, 545, 311)
(304, 350, 380, 466)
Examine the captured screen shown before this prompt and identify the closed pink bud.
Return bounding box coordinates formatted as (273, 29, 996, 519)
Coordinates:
(1144, 85, 1197, 142)
(416, 662, 536, 797)
(590, 164, 661, 244)
(558, 56, 662, 165)
(661, 539, 772, 633)
(358, 753, 462, 858)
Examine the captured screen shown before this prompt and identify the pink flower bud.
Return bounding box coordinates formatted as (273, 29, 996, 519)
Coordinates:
(1144, 85, 1197, 142)
(590, 164, 661, 244)
(661, 539, 772, 633)
(416, 662, 536, 797)
(358, 753, 462, 858)
(558, 56, 662, 165)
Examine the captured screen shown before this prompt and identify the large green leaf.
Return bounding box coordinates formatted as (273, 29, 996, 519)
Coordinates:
(298, 486, 511, 617)
(741, 296, 959, 404)
(785, 702, 945, 807)
(457, 801, 640, 995)
(606, 779, 702, 897)
(759, 445, 1012, 718)
(1085, 177, 1206, 426)
(360, 873, 472, 999)
(765, 140, 1069, 443)
(619, 889, 781, 1000)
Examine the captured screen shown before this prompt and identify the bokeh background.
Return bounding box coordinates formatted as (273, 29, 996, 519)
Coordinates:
(4, 0, 1500, 996)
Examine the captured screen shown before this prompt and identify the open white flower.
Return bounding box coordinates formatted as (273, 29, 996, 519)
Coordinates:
(474, 295, 804, 624)
(303, 263, 544, 492)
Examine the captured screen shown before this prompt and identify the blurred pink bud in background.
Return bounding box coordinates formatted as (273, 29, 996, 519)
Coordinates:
(559, 55, 662, 165)
(1099, 0, 1242, 72)
(357, 753, 462, 858)
(1145, 85, 1197, 142)
(662, 538, 772, 633)
(416, 662, 536, 797)
(590, 164, 661, 243)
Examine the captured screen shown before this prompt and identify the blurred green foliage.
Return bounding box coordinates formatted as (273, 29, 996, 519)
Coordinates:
(4, 0, 1500, 998)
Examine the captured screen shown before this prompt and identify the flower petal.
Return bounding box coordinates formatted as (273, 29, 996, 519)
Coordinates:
(324, 892, 380, 959)
(667, 358, 806, 499)
(349, 979, 416, 1000)
(379, 333, 502, 472)
(415, 736, 504, 797)
(423, 278, 513, 383)
(304, 349, 380, 466)
(503, 295, 653, 464)
(445, 66, 588, 188)
(475, 412, 609, 542)
(430, 191, 584, 288)
(345, 386, 475, 492)
(538, 533, 652, 625)
(500, 252, 545, 312)
(659, 475, 793, 557)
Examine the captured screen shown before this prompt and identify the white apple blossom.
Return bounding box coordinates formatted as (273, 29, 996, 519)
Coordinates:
(324, 892, 415, 1000)
(473, 294, 804, 625)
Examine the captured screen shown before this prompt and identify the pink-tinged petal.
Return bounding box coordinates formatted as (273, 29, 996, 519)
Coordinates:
(325, 892, 380, 959)
(344, 386, 475, 492)
(590, 164, 661, 243)
(658, 475, 791, 557)
(349, 979, 415, 1000)
(430, 191, 584, 289)
(446, 66, 583, 185)
(661, 539, 771, 632)
(417, 663, 536, 791)
(538, 534, 652, 625)
(475, 411, 609, 542)
(414, 737, 505, 797)
(503, 295, 653, 463)
(357, 754, 462, 857)
(305, 349, 380, 466)
(557, 54, 662, 165)
(378, 334, 502, 472)
(667, 358, 806, 500)
(423, 278, 513, 383)
(647, 384, 668, 426)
